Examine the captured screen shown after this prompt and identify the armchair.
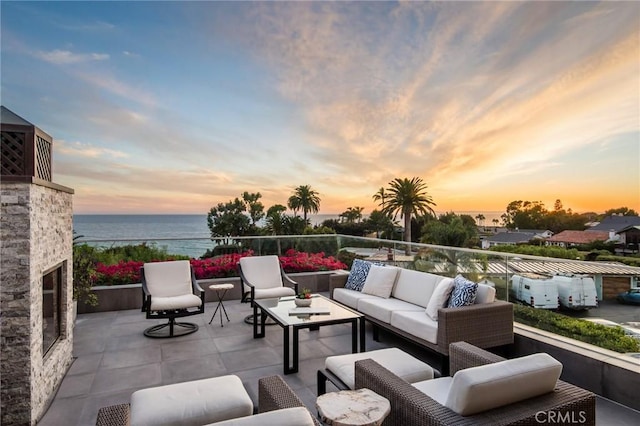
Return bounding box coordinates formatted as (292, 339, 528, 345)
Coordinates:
(238, 255, 297, 333)
(140, 260, 205, 338)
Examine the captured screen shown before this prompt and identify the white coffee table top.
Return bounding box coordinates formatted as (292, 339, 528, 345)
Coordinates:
(316, 388, 390, 426)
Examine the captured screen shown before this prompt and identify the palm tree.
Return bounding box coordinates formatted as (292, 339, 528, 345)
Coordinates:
(287, 185, 321, 223)
(475, 213, 485, 227)
(372, 187, 387, 211)
(381, 177, 436, 250)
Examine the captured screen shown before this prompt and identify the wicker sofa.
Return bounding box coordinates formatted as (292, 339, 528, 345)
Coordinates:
(330, 267, 514, 360)
(95, 375, 320, 426)
(354, 342, 596, 426)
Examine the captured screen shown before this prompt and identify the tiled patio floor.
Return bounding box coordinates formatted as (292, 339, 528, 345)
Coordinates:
(38, 296, 640, 425)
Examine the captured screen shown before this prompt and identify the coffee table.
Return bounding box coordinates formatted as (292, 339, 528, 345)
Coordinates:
(253, 294, 365, 374)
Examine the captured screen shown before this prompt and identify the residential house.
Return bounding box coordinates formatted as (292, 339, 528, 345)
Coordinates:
(481, 229, 551, 249)
(545, 230, 610, 248)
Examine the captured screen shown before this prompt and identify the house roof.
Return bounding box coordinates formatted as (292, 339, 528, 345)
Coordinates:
(589, 216, 640, 233)
(546, 230, 609, 244)
(487, 232, 536, 244)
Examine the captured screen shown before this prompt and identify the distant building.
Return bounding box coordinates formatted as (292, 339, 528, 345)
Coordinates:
(588, 215, 640, 233)
(545, 230, 610, 247)
(613, 225, 640, 255)
(481, 230, 550, 249)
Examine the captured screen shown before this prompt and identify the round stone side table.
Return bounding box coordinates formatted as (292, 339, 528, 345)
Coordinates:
(316, 388, 390, 426)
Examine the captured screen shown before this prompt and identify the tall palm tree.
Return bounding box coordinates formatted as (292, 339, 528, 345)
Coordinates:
(287, 185, 321, 223)
(382, 177, 436, 248)
(372, 187, 387, 210)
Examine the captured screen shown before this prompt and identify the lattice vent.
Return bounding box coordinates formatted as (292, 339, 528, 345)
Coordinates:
(1, 131, 26, 176)
(35, 135, 52, 181)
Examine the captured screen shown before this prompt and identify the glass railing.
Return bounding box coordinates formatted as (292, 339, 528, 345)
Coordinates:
(75, 233, 640, 303)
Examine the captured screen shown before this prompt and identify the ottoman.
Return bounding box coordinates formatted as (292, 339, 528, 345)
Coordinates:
(318, 347, 435, 395)
(130, 375, 253, 426)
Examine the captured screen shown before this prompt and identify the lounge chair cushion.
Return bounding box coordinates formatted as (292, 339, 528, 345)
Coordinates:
(326, 348, 434, 389)
(333, 288, 378, 310)
(414, 353, 563, 416)
(149, 294, 203, 311)
(239, 256, 283, 292)
(425, 278, 455, 320)
(390, 310, 439, 344)
(130, 375, 253, 426)
(208, 407, 315, 426)
(357, 297, 423, 324)
(391, 269, 443, 307)
(253, 287, 295, 299)
(144, 260, 193, 297)
(474, 283, 496, 304)
(361, 265, 399, 298)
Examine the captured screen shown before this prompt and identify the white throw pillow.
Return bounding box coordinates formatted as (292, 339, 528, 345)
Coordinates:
(361, 265, 399, 298)
(425, 278, 454, 321)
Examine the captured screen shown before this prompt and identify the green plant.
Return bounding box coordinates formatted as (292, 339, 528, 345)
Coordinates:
(513, 305, 639, 353)
(72, 244, 98, 306)
(297, 288, 312, 299)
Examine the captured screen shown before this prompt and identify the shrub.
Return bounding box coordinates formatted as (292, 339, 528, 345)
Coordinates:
(513, 304, 640, 353)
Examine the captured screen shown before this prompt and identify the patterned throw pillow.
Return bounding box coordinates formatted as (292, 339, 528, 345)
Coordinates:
(447, 275, 478, 308)
(345, 259, 375, 292)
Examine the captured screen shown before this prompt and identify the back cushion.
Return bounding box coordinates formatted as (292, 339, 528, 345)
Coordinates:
(475, 284, 496, 304)
(144, 260, 192, 297)
(445, 353, 562, 416)
(392, 269, 442, 307)
(239, 256, 283, 289)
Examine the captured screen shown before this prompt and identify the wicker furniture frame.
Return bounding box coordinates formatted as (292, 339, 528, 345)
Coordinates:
(96, 375, 320, 426)
(354, 342, 596, 426)
(330, 274, 514, 362)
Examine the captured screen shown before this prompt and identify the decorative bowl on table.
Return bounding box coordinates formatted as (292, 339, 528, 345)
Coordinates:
(294, 298, 312, 307)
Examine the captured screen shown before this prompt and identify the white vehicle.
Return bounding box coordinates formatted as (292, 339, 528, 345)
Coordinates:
(551, 274, 598, 310)
(510, 274, 559, 309)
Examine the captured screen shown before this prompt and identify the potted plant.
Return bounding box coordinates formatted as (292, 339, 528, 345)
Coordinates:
(72, 243, 99, 309)
(295, 288, 312, 307)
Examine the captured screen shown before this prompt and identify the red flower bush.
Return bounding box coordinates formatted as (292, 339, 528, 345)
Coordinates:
(93, 250, 346, 286)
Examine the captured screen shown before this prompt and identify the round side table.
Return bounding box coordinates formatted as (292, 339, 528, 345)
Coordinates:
(208, 283, 234, 327)
(316, 388, 390, 426)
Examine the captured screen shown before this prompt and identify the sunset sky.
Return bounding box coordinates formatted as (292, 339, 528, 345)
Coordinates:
(2, 1, 639, 216)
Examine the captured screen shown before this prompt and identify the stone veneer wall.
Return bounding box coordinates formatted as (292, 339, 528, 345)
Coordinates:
(1, 182, 74, 425)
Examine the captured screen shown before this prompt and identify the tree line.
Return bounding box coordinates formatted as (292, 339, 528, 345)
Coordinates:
(206, 180, 637, 250)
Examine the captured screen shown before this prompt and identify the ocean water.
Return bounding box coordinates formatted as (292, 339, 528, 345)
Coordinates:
(73, 211, 502, 258)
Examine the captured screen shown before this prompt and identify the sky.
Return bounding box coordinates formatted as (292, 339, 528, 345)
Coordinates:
(1, 1, 639, 216)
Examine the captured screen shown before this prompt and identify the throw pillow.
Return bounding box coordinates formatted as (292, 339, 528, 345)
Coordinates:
(448, 275, 478, 308)
(344, 259, 374, 292)
(361, 265, 399, 298)
(425, 278, 454, 321)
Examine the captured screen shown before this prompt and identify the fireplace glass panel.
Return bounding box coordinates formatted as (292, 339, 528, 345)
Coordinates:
(42, 267, 61, 355)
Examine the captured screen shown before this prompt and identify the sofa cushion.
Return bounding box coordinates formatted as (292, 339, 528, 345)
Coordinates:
(326, 348, 434, 389)
(475, 283, 496, 304)
(130, 375, 253, 426)
(444, 353, 563, 416)
(425, 278, 454, 321)
(333, 288, 378, 310)
(447, 275, 478, 308)
(390, 310, 439, 344)
(345, 259, 377, 291)
(391, 269, 442, 308)
(358, 297, 423, 323)
(412, 376, 453, 406)
(362, 265, 399, 298)
(208, 407, 315, 426)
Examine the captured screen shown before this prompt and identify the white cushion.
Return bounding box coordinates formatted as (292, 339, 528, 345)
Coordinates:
(209, 407, 315, 426)
(390, 310, 439, 344)
(150, 294, 203, 311)
(412, 376, 453, 406)
(239, 256, 283, 293)
(425, 278, 454, 321)
(361, 265, 399, 298)
(445, 353, 562, 416)
(253, 287, 295, 300)
(333, 288, 378, 309)
(392, 269, 442, 307)
(326, 348, 434, 389)
(475, 284, 496, 304)
(144, 260, 193, 298)
(130, 375, 253, 426)
(357, 297, 423, 324)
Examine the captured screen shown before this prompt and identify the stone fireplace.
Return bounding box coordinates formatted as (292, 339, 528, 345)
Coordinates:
(1, 106, 74, 425)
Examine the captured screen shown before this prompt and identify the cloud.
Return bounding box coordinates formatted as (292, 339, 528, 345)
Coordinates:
(57, 140, 129, 159)
(35, 49, 109, 64)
